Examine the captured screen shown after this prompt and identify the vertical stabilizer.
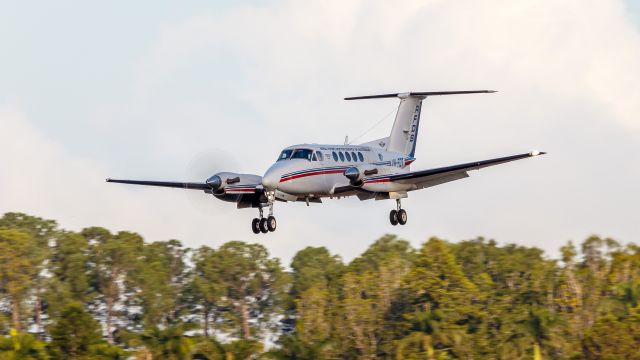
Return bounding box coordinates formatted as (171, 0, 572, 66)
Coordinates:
(387, 95, 423, 156)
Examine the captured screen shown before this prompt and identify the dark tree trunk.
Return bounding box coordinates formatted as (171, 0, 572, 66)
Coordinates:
(11, 296, 21, 332)
(106, 295, 114, 343)
(204, 305, 210, 337)
(240, 301, 250, 339)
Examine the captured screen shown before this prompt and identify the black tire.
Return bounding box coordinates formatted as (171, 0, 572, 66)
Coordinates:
(251, 218, 261, 234)
(389, 210, 398, 226)
(397, 209, 407, 225)
(259, 218, 269, 233)
(267, 216, 277, 232)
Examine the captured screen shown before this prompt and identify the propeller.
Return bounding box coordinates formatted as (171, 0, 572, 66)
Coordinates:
(183, 148, 236, 214)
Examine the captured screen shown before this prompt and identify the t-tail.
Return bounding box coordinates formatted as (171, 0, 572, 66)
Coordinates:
(345, 90, 496, 157)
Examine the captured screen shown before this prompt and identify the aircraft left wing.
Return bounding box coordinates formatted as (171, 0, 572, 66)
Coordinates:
(384, 151, 545, 190)
(105, 179, 209, 190)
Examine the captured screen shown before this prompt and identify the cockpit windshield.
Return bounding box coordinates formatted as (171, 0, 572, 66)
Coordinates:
(277, 149, 293, 161)
(277, 148, 313, 161)
(291, 149, 313, 161)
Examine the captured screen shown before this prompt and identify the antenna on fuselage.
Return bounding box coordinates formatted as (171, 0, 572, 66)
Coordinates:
(344, 135, 349, 145)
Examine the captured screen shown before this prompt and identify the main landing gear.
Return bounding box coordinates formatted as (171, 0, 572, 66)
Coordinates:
(389, 199, 407, 226)
(252, 191, 277, 234)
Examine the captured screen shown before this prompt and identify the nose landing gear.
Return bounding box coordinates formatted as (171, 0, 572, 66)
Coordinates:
(252, 191, 277, 234)
(389, 199, 407, 226)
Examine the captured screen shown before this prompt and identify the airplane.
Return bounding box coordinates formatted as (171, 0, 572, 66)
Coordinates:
(107, 90, 545, 234)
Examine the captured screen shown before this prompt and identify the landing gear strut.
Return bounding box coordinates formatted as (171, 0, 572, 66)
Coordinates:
(389, 199, 407, 226)
(252, 191, 277, 234)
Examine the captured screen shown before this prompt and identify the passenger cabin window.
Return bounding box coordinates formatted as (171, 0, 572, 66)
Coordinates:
(277, 149, 293, 161)
(332, 152, 338, 162)
(358, 152, 364, 162)
(345, 152, 352, 162)
(291, 148, 313, 161)
(338, 152, 345, 162)
(351, 152, 357, 162)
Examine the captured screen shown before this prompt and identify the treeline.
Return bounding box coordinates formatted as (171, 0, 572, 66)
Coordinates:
(0, 212, 638, 359)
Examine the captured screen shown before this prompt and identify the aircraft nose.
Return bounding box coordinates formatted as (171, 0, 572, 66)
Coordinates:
(262, 169, 280, 190)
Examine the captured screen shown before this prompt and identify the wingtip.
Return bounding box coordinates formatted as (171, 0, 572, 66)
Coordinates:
(529, 150, 547, 156)
(105, 178, 112, 182)
(487, 90, 498, 93)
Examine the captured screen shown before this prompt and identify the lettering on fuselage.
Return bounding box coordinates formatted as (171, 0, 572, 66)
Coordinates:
(318, 146, 371, 152)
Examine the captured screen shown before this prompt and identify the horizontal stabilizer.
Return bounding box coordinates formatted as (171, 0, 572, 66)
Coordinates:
(344, 90, 496, 100)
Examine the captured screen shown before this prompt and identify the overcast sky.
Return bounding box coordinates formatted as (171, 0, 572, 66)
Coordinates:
(1, 0, 639, 264)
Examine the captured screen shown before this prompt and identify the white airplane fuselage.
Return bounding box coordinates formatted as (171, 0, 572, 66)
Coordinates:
(261, 144, 415, 199)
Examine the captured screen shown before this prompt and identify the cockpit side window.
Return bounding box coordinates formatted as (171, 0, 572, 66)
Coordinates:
(311, 152, 318, 161)
(316, 152, 324, 161)
(291, 148, 313, 161)
(277, 149, 293, 161)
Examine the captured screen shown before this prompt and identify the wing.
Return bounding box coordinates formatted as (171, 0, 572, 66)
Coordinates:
(387, 151, 545, 190)
(105, 178, 209, 190)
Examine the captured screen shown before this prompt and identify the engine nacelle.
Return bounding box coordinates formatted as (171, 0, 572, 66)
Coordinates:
(205, 172, 261, 194)
(343, 166, 378, 187)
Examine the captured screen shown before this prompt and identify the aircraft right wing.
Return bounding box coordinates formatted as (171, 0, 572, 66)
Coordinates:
(369, 151, 546, 190)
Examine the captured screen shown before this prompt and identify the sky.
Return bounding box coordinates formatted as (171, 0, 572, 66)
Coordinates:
(1, 0, 639, 265)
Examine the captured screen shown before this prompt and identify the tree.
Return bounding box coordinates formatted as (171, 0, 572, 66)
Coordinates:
(282, 246, 343, 356)
(401, 237, 479, 359)
(45, 231, 93, 326)
(214, 241, 286, 340)
(47, 302, 126, 359)
(0, 229, 40, 332)
(133, 322, 196, 360)
(0, 329, 49, 359)
(133, 240, 188, 328)
(290, 247, 343, 297)
(189, 246, 226, 338)
(0, 213, 58, 335)
(84, 228, 143, 343)
(582, 308, 640, 360)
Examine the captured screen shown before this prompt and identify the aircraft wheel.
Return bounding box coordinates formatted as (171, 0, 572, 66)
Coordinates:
(251, 218, 261, 234)
(389, 210, 398, 226)
(259, 218, 269, 233)
(397, 209, 408, 225)
(267, 216, 277, 232)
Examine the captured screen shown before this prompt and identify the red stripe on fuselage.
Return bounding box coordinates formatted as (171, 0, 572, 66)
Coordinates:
(280, 169, 346, 182)
(364, 178, 390, 184)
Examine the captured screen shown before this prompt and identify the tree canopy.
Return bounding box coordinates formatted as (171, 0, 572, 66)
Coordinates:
(0, 212, 638, 359)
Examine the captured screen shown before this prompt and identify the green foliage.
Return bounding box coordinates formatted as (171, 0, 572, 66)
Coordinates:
(0, 330, 49, 359)
(47, 302, 125, 359)
(1, 212, 639, 359)
(0, 229, 41, 332)
(582, 308, 640, 360)
(212, 241, 287, 340)
(134, 322, 196, 360)
(133, 240, 188, 327)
